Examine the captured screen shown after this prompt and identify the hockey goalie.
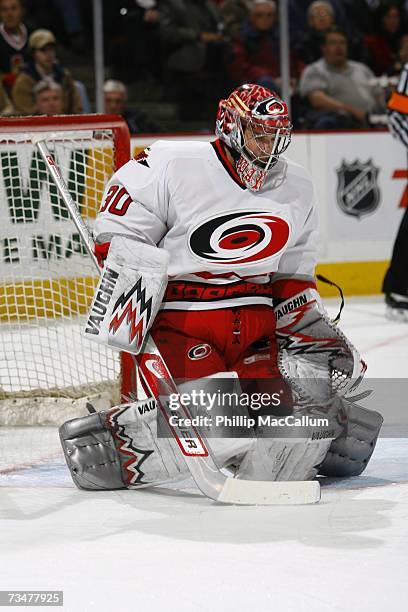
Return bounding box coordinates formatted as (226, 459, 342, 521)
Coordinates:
(60, 84, 383, 495)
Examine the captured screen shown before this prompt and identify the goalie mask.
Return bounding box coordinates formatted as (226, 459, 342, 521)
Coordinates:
(215, 84, 292, 191)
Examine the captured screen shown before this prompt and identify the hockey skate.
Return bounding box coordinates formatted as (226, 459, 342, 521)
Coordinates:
(385, 293, 408, 322)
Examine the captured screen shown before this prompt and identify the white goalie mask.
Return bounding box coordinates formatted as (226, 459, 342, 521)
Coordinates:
(215, 83, 292, 191)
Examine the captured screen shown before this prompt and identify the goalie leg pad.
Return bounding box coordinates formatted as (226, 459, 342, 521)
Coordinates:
(236, 437, 333, 481)
(59, 412, 124, 490)
(318, 402, 383, 477)
(60, 375, 254, 490)
(59, 400, 188, 490)
(235, 401, 343, 481)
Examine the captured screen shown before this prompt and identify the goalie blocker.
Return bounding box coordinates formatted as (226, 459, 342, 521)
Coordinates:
(84, 235, 169, 354)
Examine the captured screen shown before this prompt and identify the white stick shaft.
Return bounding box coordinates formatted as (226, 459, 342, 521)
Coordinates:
(36, 140, 100, 271)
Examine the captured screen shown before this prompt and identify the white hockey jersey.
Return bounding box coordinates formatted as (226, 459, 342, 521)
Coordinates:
(93, 139, 318, 310)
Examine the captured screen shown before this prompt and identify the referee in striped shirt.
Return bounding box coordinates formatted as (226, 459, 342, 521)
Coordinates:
(383, 63, 408, 320)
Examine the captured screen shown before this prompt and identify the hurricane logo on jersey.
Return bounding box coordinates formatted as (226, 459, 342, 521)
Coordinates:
(188, 211, 290, 265)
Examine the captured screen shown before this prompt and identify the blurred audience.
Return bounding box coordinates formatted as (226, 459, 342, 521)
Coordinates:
(160, 0, 227, 118)
(0, 78, 14, 113)
(110, 1, 161, 84)
(0, 0, 29, 93)
(33, 77, 63, 115)
(226, 0, 303, 93)
(12, 29, 83, 115)
(299, 27, 385, 129)
(51, 0, 85, 53)
(219, 0, 250, 39)
(296, 1, 335, 65)
(363, 2, 405, 75)
(289, 0, 347, 48)
(343, 0, 381, 38)
(1, 0, 401, 128)
(388, 33, 408, 75)
(104, 79, 161, 133)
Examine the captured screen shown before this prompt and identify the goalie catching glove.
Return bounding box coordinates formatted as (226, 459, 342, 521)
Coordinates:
(84, 236, 169, 354)
(272, 274, 367, 404)
(267, 274, 381, 479)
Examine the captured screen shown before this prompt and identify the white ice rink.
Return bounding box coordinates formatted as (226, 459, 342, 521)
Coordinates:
(1, 296, 407, 612)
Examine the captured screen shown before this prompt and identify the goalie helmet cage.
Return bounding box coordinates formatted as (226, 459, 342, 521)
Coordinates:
(0, 114, 131, 425)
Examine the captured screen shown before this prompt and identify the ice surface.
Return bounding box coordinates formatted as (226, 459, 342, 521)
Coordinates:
(0, 297, 407, 612)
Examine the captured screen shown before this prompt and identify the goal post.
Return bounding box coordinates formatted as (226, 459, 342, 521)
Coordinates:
(0, 114, 131, 425)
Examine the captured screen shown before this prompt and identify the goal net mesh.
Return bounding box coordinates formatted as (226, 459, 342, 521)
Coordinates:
(0, 122, 128, 424)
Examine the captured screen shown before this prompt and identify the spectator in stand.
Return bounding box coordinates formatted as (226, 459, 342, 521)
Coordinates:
(0, 0, 29, 94)
(297, 1, 368, 65)
(388, 33, 408, 75)
(343, 0, 381, 38)
(225, 0, 303, 93)
(103, 80, 161, 133)
(33, 78, 63, 115)
(363, 2, 405, 76)
(110, 1, 162, 84)
(0, 79, 13, 113)
(299, 27, 385, 129)
(289, 0, 347, 49)
(159, 0, 227, 118)
(296, 1, 335, 65)
(51, 0, 85, 53)
(11, 29, 83, 115)
(219, 0, 250, 40)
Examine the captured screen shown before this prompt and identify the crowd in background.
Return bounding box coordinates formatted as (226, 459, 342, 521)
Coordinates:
(0, 0, 408, 131)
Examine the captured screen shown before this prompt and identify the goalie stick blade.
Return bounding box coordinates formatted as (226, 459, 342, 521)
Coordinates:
(182, 454, 321, 505)
(217, 478, 321, 505)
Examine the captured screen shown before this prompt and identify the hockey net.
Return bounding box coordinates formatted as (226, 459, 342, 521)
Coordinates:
(0, 115, 130, 425)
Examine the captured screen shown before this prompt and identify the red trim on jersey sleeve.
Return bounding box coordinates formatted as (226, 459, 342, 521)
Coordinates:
(270, 277, 317, 299)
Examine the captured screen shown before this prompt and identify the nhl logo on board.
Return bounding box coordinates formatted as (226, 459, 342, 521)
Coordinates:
(336, 159, 380, 218)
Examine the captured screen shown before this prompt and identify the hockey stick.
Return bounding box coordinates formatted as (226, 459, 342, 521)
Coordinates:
(36, 138, 320, 505)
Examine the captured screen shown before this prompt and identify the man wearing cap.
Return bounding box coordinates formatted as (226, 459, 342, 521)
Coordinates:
(11, 28, 83, 115)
